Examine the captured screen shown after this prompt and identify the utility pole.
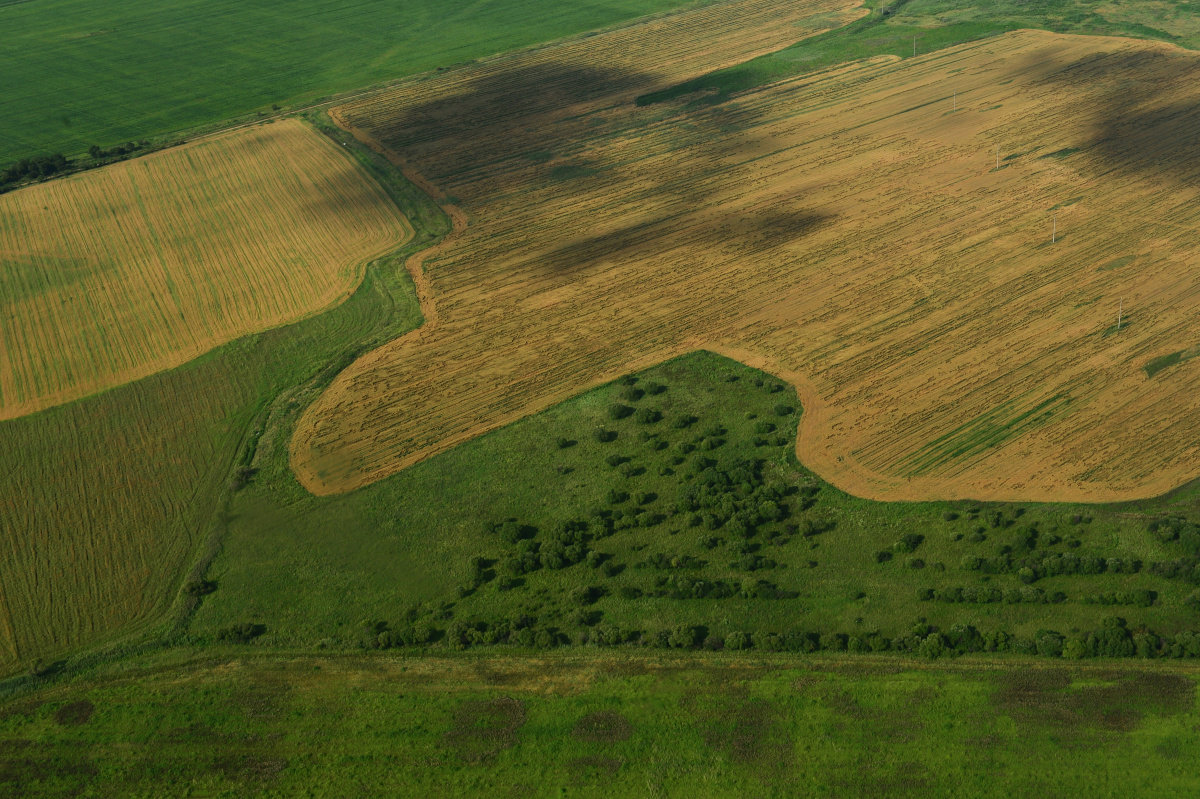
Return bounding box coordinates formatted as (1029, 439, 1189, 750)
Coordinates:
(1052, 212, 1056, 244)
(1117, 299, 1123, 332)
(913, 37, 916, 57)
(995, 146, 999, 170)
(953, 90, 957, 111)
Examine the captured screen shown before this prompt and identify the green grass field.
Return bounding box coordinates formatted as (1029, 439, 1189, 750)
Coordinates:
(4, 649, 1200, 797)
(0, 0, 699, 166)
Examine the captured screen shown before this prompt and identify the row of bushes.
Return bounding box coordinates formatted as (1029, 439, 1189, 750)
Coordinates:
(426, 616, 1200, 661)
(919, 586, 1067, 604)
(644, 576, 796, 600)
(1, 153, 70, 187)
(1, 140, 155, 191)
(961, 552, 1143, 583)
(1081, 589, 1158, 607)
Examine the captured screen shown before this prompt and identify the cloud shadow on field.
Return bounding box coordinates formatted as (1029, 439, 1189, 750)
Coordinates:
(1027, 48, 1200, 184)
(540, 209, 836, 274)
(362, 61, 651, 157)
(357, 57, 797, 202)
(352, 57, 837, 282)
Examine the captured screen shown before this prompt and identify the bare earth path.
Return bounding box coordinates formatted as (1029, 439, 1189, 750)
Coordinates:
(292, 0, 1200, 503)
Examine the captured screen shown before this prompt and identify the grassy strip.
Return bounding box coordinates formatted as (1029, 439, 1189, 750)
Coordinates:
(4, 648, 1200, 796)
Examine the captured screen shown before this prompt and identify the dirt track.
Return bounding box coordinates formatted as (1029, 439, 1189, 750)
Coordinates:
(292, 0, 1200, 503)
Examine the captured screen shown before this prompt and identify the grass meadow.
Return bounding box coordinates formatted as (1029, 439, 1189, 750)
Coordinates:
(3, 649, 1200, 796)
(193, 348, 1200, 655)
(0, 0, 698, 166)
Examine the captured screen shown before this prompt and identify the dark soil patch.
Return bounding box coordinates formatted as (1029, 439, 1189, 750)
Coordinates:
(162, 722, 223, 744)
(1156, 738, 1184, 760)
(571, 710, 633, 743)
(824, 689, 869, 720)
(567, 755, 622, 785)
(0, 742, 98, 792)
(994, 669, 1193, 733)
(0, 699, 44, 722)
(53, 700, 94, 726)
(697, 695, 786, 768)
(444, 696, 527, 764)
(233, 681, 289, 721)
(833, 759, 932, 797)
(212, 754, 288, 783)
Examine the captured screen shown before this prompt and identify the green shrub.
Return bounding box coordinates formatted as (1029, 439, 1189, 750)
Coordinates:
(635, 407, 662, 424)
(608, 403, 634, 420)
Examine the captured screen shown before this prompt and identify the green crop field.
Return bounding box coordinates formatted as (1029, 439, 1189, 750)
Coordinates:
(4, 649, 1200, 797)
(0, 0, 698, 166)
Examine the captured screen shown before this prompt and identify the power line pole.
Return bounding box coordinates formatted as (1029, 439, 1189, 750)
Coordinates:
(1052, 212, 1056, 244)
(913, 37, 916, 57)
(1117, 298, 1123, 333)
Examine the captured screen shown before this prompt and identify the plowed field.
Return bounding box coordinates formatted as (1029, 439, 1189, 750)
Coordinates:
(293, 9, 1200, 503)
(0, 118, 411, 419)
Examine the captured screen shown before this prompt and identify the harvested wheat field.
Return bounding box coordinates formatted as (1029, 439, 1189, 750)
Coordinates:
(0, 118, 411, 419)
(293, 6, 1200, 503)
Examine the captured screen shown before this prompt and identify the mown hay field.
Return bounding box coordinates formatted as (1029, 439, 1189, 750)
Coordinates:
(0, 118, 411, 419)
(293, 10, 1200, 504)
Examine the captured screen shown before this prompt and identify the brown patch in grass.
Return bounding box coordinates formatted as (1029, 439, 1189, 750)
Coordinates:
(688, 690, 789, 773)
(571, 710, 633, 743)
(212, 754, 288, 783)
(0, 742, 98, 793)
(233, 681, 290, 721)
(52, 699, 94, 726)
(444, 696, 527, 764)
(0, 699, 43, 722)
(567, 755, 623, 785)
(994, 668, 1193, 733)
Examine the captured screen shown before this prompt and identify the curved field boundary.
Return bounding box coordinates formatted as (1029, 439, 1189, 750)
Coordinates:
(294, 12, 1200, 503)
(0, 118, 413, 420)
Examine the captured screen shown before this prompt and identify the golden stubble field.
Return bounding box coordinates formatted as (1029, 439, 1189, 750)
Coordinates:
(0, 118, 412, 419)
(294, 4, 1200, 503)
